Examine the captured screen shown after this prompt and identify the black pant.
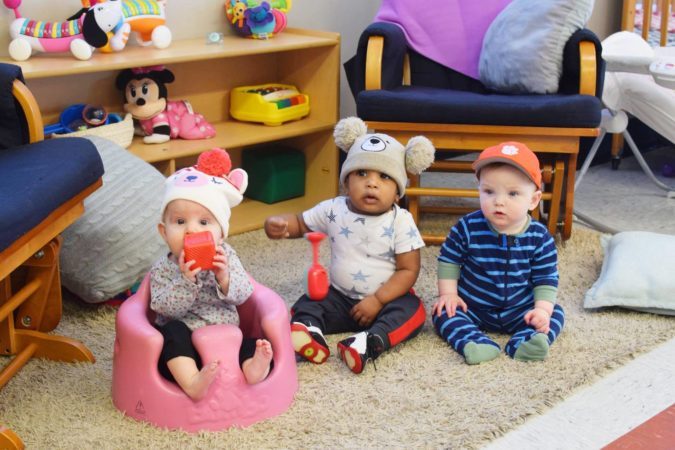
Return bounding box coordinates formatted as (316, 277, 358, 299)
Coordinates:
(156, 320, 262, 382)
(291, 286, 426, 350)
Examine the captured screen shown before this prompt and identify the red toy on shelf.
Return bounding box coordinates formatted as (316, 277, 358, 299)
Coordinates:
(183, 231, 216, 270)
(304, 231, 328, 301)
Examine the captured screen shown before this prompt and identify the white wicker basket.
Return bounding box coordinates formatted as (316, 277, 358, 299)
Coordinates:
(51, 113, 134, 148)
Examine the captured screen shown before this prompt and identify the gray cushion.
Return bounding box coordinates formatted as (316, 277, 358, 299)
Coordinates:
(479, 0, 594, 94)
(584, 231, 675, 316)
(60, 136, 166, 303)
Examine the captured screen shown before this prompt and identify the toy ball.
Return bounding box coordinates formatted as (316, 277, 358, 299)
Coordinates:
(225, 0, 291, 39)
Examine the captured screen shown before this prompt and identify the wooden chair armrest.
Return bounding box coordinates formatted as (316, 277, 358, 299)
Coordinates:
(11, 79, 44, 143)
(579, 40, 597, 96)
(365, 35, 384, 90)
(365, 35, 411, 90)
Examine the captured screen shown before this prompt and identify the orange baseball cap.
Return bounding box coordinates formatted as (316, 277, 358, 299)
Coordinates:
(472, 141, 542, 189)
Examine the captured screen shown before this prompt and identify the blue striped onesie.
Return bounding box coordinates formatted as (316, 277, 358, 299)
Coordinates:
(432, 210, 564, 358)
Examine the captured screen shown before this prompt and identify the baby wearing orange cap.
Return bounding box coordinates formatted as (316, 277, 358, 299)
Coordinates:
(431, 142, 564, 364)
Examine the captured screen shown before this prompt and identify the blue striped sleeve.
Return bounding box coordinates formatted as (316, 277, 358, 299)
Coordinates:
(438, 219, 468, 265)
(530, 230, 558, 288)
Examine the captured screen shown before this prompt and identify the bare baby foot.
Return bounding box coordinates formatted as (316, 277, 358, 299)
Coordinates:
(184, 360, 220, 400)
(243, 339, 273, 384)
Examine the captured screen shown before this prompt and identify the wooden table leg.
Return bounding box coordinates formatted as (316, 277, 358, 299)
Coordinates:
(563, 152, 578, 240)
(548, 159, 565, 237)
(407, 173, 421, 225)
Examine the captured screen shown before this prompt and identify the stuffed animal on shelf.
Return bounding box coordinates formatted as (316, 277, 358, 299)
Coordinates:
(115, 66, 216, 144)
(72, 0, 171, 52)
(225, 0, 290, 39)
(2, 0, 124, 61)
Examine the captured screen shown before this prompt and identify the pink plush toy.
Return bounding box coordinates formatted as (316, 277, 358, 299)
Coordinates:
(3, 0, 124, 61)
(115, 66, 216, 144)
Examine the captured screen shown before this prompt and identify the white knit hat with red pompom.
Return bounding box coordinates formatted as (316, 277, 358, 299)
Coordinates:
(160, 148, 248, 238)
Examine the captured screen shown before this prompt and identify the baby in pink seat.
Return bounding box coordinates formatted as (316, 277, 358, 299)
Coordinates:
(151, 148, 272, 400)
(116, 66, 216, 144)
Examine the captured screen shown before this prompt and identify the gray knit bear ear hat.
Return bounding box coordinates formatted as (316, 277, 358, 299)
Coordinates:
(334, 117, 435, 197)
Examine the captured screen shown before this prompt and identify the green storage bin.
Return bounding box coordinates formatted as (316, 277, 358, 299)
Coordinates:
(242, 146, 305, 204)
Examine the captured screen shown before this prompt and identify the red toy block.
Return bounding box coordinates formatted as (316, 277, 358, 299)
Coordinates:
(183, 231, 216, 270)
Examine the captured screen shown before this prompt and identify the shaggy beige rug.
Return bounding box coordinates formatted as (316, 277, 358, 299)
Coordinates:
(2, 225, 675, 449)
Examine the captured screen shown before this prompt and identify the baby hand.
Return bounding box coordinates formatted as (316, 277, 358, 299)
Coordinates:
(179, 250, 201, 283)
(432, 293, 467, 318)
(524, 307, 551, 334)
(264, 216, 289, 239)
(212, 245, 230, 290)
(350, 295, 383, 327)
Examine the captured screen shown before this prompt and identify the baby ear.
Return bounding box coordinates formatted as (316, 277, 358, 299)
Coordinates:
(404, 136, 435, 175)
(228, 168, 248, 194)
(333, 116, 367, 152)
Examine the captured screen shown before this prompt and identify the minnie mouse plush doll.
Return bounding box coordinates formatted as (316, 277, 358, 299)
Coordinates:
(115, 66, 216, 144)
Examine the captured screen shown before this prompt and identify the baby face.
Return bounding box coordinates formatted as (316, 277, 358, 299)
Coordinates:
(344, 169, 399, 215)
(478, 164, 542, 235)
(159, 199, 223, 260)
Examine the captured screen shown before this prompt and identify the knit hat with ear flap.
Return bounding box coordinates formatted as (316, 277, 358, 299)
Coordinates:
(334, 117, 435, 196)
(160, 148, 248, 238)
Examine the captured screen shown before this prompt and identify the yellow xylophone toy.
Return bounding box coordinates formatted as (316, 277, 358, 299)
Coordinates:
(230, 83, 309, 126)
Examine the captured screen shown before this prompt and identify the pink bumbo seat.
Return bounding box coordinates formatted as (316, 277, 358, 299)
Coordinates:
(112, 274, 297, 432)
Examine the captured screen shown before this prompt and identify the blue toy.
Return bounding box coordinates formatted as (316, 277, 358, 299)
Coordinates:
(44, 104, 123, 136)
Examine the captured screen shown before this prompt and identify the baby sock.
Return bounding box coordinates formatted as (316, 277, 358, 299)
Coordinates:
(514, 333, 550, 362)
(463, 342, 500, 365)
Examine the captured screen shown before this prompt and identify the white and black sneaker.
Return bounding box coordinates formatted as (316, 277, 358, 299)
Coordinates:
(291, 322, 329, 364)
(337, 332, 385, 374)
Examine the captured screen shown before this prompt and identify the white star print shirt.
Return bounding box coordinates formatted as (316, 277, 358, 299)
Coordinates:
(302, 197, 425, 299)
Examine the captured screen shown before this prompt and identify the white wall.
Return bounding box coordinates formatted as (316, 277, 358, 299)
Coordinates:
(0, 0, 380, 118)
(286, 1, 381, 118)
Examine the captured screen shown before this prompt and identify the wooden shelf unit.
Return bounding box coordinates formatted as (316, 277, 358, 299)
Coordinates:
(3, 28, 340, 237)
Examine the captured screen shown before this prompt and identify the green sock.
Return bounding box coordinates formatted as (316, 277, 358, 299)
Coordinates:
(514, 333, 550, 362)
(463, 342, 500, 365)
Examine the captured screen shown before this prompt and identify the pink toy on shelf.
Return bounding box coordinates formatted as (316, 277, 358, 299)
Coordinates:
(115, 66, 216, 144)
(183, 231, 216, 271)
(304, 231, 328, 301)
(112, 273, 298, 432)
(2, 0, 124, 61)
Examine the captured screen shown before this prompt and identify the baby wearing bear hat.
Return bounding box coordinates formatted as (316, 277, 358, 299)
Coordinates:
(265, 117, 435, 374)
(150, 148, 272, 400)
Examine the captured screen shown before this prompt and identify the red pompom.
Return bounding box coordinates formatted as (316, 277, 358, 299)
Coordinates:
(196, 148, 232, 177)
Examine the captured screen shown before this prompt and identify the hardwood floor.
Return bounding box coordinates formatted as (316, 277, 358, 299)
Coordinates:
(484, 336, 675, 449)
